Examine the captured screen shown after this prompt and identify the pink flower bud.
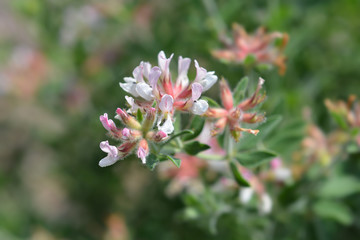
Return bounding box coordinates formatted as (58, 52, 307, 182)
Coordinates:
(270, 158, 282, 169)
(205, 108, 228, 118)
(137, 139, 149, 164)
(237, 78, 265, 111)
(142, 107, 157, 133)
(152, 130, 168, 142)
(121, 128, 131, 140)
(100, 113, 117, 132)
(220, 79, 234, 110)
(115, 108, 141, 130)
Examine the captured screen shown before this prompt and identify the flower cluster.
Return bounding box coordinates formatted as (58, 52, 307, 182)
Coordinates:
(98, 51, 218, 166)
(205, 77, 266, 141)
(212, 23, 289, 75)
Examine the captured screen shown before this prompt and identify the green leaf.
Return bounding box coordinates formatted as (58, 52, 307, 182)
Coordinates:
(136, 108, 143, 123)
(256, 64, 273, 72)
(244, 54, 256, 66)
(235, 150, 277, 168)
(164, 129, 194, 145)
(329, 112, 348, 130)
(201, 96, 221, 108)
(166, 155, 181, 168)
(145, 154, 159, 170)
(318, 176, 360, 198)
(229, 161, 250, 187)
(182, 116, 205, 141)
(233, 76, 249, 104)
(238, 115, 283, 150)
(313, 200, 353, 225)
(184, 141, 210, 155)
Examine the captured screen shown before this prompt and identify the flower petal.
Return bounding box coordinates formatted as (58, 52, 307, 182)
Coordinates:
(136, 82, 154, 101)
(99, 155, 119, 167)
(191, 99, 209, 115)
(158, 115, 174, 134)
(199, 72, 218, 92)
(259, 193, 272, 214)
(100, 140, 118, 157)
(239, 187, 254, 204)
(148, 67, 161, 89)
(176, 56, 191, 88)
(158, 51, 174, 73)
(119, 82, 139, 97)
(191, 82, 203, 101)
(194, 60, 207, 82)
(141, 62, 152, 79)
(159, 94, 174, 113)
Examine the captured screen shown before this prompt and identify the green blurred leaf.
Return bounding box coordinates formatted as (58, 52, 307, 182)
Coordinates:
(318, 176, 360, 198)
(145, 154, 159, 170)
(166, 155, 181, 168)
(244, 54, 256, 66)
(182, 116, 205, 141)
(164, 129, 194, 146)
(229, 161, 250, 187)
(238, 115, 283, 150)
(313, 200, 353, 225)
(235, 150, 277, 168)
(329, 112, 348, 130)
(137, 108, 143, 123)
(233, 76, 249, 104)
(202, 96, 221, 108)
(184, 141, 210, 155)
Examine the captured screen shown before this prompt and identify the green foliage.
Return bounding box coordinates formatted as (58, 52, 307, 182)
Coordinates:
(229, 161, 250, 187)
(318, 176, 360, 198)
(235, 150, 277, 168)
(166, 155, 182, 168)
(313, 200, 353, 225)
(182, 116, 205, 141)
(233, 76, 249, 104)
(184, 141, 211, 156)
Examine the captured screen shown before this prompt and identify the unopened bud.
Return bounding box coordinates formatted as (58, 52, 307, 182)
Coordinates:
(115, 108, 141, 130)
(142, 107, 156, 134)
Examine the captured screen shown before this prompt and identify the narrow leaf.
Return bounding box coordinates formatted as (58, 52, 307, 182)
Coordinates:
(236, 150, 277, 168)
(313, 200, 353, 225)
(136, 108, 143, 123)
(233, 76, 249, 104)
(166, 155, 181, 168)
(201, 96, 221, 108)
(229, 161, 250, 187)
(318, 176, 360, 198)
(184, 141, 210, 155)
(145, 154, 159, 170)
(182, 115, 205, 141)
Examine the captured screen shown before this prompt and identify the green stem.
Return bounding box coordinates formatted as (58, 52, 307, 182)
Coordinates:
(224, 127, 235, 161)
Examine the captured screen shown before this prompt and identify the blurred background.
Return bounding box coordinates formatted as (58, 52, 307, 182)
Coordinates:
(0, 0, 359, 239)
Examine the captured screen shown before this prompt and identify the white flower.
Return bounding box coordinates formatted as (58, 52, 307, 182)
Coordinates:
(157, 115, 174, 134)
(274, 167, 292, 181)
(239, 187, 254, 204)
(191, 82, 203, 101)
(191, 99, 209, 115)
(136, 82, 154, 101)
(176, 56, 191, 89)
(158, 51, 174, 76)
(194, 60, 218, 92)
(125, 96, 140, 114)
(99, 140, 120, 167)
(120, 62, 161, 100)
(120, 77, 139, 97)
(259, 193, 272, 214)
(159, 94, 174, 113)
